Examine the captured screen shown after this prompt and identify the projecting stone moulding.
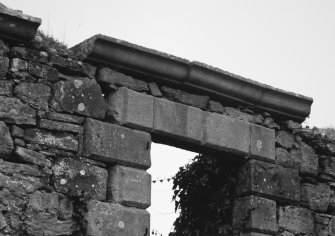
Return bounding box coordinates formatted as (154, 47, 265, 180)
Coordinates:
(0, 6, 41, 42)
(71, 34, 313, 122)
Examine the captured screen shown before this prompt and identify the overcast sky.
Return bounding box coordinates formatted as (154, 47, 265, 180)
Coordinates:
(2, 0, 335, 235)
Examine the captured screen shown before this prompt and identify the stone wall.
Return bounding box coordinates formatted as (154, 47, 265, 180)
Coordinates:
(0, 5, 333, 236)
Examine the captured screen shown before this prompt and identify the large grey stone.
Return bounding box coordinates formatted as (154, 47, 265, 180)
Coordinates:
(45, 112, 85, 124)
(85, 200, 150, 236)
(233, 195, 277, 234)
(276, 130, 295, 149)
(24, 128, 78, 152)
(236, 159, 300, 202)
(204, 112, 250, 155)
(106, 87, 154, 131)
(107, 165, 151, 209)
(250, 124, 275, 162)
(51, 77, 107, 119)
(52, 158, 107, 200)
(83, 118, 151, 170)
(153, 97, 204, 144)
(0, 121, 13, 156)
(301, 183, 332, 212)
(278, 206, 314, 235)
(0, 96, 36, 125)
(13, 82, 51, 110)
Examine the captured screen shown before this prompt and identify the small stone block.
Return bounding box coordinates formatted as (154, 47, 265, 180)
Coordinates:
(250, 124, 275, 162)
(233, 195, 277, 234)
(39, 119, 83, 134)
(10, 125, 24, 138)
(236, 159, 300, 202)
(300, 183, 332, 212)
(107, 165, 151, 209)
(148, 82, 162, 97)
(83, 118, 151, 170)
(106, 87, 153, 131)
(45, 112, 85, 124)
(204, 112, 250, 155)
(85, 200, 150, 236)
(278, 206, 314, 235)
(240, 232, 274, 236)
(15, 146, 51, 167)
(0, 121, 13, 156)
(52, 158, 107, 200)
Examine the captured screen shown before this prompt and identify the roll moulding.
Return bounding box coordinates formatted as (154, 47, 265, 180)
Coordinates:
(71, 34, 313, 122)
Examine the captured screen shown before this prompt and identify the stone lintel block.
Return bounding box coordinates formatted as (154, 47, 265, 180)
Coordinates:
(204, 112, 250, 155)
(153, 97, 204, 144)
(250, 124, 275, 162)
(106, 87, 153, 131)
(236, 159, 300, 202)
(107, 165, 151, 209)
(83, 118, 151, 170)
(278, 206, 314, 235)
(85, 200, 150, 236)
(52, 158, 107, 200)
(233, 195, 277, 234)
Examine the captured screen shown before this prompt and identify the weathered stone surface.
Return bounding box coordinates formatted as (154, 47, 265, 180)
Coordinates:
(319, 155, 335, 180)
(28, 62, 59, 82)
(10, 46, 48, 63)
(106, 87, 153, 131)
(83, 118, 151, 170)
(161, 86, 209, 109)
(49, 54, 85, 75)
(290, 142, 318, 176)
(39, 119, 83, 134)
(223, 107, 258, 123)
(97, 67, 149, 92)
(10, 125, 24, 138)
(0, 39, 9, 56)
(0, 121, 13, 156)
(0, 80, 12, 96)
(0, 96, 36, 125)
(24, 128, 78, 152)
(301, 183, 331, 212)
(45, 112, 85, 124)
(314, 214, 330, 236)
(148, 82, 162, 97)
(58, 197, 73, 220)
(28, 191, 58, 214)
(208, 100, 224, 113)
(10, 58, 28, 73)
(107, 165, 151, 209)
(15, 146, 51, 167)
(233, 195, 277, 234)
(240, 233, 273, 236)
(236, 159, 300, 201)
(52, 158, 107, 200)
(329, 216, 335, 236)
(276, 147, 294, 168)
(0, 160, 44, 194)
(278, 206, 314, 235)
(204, 112, 250, 155)
(262, 117, 280, 130)
(285, 120, 302, 130)
(85, 200, 150, 236)
(25, 212, 76, 236)
(51, 77, 107, 119)
(0, 56, 9, 77)
(154, 97, 204, 144)
(14, 138, 25, 147)
(14, 82, 51, 110)
(276, 130, 295, 149)
(250, 124, 275, 162)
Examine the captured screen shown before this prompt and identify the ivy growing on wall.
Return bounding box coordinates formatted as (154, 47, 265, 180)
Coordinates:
(170, 154, 242, 236)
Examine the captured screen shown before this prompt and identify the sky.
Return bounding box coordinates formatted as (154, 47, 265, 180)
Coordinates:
(2, 0, 335, 235)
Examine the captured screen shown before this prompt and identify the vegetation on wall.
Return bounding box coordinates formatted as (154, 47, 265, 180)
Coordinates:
(170, 154, 241, 236)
